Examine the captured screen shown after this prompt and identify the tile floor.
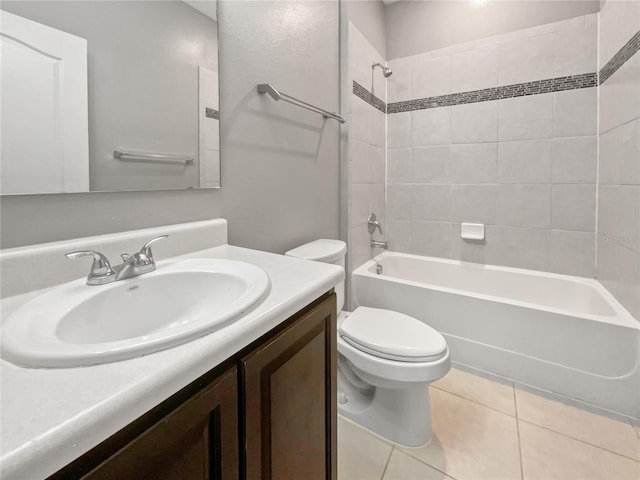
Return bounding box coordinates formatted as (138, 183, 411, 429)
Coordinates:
(338, 367, 640, 480)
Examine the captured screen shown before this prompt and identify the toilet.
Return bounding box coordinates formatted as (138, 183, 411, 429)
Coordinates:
(286, 239, 450, 447)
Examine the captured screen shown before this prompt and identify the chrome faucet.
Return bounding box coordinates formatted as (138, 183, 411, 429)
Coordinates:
(368, 213, 388, 249)
(66, 235, 168, 286)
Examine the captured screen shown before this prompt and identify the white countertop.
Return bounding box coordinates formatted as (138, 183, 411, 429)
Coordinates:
(0, 244, 344, 479)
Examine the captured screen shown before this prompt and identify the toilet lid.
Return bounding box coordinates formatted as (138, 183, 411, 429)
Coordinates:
(339, 307, 447, 362)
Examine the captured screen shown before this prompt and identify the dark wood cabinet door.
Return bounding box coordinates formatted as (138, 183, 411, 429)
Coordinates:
(242, 293, 337, 480)
(81, 366, 239, 480)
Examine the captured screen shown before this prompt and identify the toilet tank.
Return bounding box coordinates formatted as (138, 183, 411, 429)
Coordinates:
(285, 239, 346, 312)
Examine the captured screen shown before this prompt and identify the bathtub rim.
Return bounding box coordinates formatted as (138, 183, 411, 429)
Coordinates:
(353, 251, 639, 331)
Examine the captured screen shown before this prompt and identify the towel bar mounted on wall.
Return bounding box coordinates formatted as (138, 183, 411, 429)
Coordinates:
(257, 83, 346, 124)
(113, 150, 195, 165)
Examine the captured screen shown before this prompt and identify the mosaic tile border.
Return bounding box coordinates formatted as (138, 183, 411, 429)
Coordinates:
(353, 81, 386, 113)
(354, 27, 640, 115)
(600, 30, 640, 84)
(387, 73, 597, 114)
(206, 107, 220, 120)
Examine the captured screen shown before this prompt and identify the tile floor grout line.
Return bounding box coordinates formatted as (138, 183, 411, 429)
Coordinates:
(630, 420, 640, 441)
(431, 384, 517, 418)
(513, 386, 526, 480)
(518, 419, 640, 464)
(339, 415, 395, 448)
(379, 445, 394, 480)
(433, 379, 640, 462)
(446, 366, 636, 425)
(393, 447, 460, 480)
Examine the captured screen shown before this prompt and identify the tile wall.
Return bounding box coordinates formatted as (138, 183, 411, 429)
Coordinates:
(347, 23, 386, 290)
(198, 67, 220, 188)
(385, 14, 599, 277)
(597, 0, 640, 320)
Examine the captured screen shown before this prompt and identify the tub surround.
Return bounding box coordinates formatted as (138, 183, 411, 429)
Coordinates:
(597, 0, 640, 320)
(0, 220, 344, 479)
(347, 22, 387, 301)
(384, 13, 599, 278)
(348, 5, 640, 319)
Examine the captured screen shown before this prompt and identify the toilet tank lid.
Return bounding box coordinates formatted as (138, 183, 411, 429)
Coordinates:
(285, 239, 346, 263)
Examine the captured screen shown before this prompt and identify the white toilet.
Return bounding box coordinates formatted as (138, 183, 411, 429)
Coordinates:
(286, 239, 450, 447)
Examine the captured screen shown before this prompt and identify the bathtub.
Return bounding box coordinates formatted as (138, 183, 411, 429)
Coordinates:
(352, 251, 640, 419)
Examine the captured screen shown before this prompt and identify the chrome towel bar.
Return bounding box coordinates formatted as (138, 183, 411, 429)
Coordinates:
(257, 83, 346, 124)
(113, 150, 194, 164)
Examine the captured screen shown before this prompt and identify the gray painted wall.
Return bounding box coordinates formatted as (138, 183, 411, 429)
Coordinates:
(215, 0, 340, 253)
(0, 0, 340, 253)
(347, 0, 386, 58)
(385, 0, 600, 59)
(1, 1, 218, 192)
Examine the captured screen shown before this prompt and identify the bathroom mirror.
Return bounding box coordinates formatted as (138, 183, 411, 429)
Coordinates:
(0, 0, 220, 195)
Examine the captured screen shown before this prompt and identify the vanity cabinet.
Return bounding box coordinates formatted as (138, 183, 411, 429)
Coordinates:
(242, 291, 337, 480)
(48, 292, 336, 480)
(79, 367, 239, 480)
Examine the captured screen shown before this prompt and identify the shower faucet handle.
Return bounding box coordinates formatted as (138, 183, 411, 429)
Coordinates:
(368, 213, 383, 235)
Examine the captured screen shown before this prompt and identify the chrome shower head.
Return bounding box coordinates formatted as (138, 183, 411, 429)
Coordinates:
(372, 62, 393, 78)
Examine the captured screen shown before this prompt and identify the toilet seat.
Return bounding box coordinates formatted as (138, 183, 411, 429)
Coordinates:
(339, 307, 447, 363)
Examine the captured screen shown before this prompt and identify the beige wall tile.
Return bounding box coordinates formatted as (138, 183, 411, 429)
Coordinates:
(412, 107, 453, 146)
(452, 101, 499, 144)
(411, 146, 451, 184)
(450, 143, 498, 184)
(498, 94, 554, 141)
(498, 139, 553, 184)
(498, 33, 555, 86)
(554, 88, 598, 138)
(410, 221, 452, 258)
(451, 45, 498, 93)
(412, 55, 451, 99)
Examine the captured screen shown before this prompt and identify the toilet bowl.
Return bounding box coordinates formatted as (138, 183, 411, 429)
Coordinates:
(286, 240, 451, 447)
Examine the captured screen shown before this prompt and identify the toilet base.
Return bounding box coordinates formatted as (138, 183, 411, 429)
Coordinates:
(337, 370, 433, 447)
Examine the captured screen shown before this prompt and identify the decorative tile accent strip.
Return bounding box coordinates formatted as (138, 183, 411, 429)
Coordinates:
(353, 81, 386, 113)
(206, 107, 219, 120)
(387, 74, 597, 114)
(600, 30, 640, 84)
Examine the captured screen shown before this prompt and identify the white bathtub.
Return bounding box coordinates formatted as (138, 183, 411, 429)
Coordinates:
(352, 251, 640, 419)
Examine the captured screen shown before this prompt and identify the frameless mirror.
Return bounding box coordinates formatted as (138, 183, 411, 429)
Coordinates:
(0, 0, 220, 195)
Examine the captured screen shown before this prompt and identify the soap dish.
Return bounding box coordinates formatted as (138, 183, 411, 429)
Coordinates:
(461, 223, 485, 241)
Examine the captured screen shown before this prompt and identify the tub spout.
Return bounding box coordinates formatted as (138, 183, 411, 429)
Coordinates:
(371, 240, 388, 249)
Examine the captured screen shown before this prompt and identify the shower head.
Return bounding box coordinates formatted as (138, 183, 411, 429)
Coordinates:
(372, 62, 393, 78)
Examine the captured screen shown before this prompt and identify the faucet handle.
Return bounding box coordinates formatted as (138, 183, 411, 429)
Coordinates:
(139, 235, 169, 263)
(367, 213, 383, 235)
(65, 250, 117, 285)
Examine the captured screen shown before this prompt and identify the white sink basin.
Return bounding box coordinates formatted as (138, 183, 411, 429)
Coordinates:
(1, 259, 271, 367)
